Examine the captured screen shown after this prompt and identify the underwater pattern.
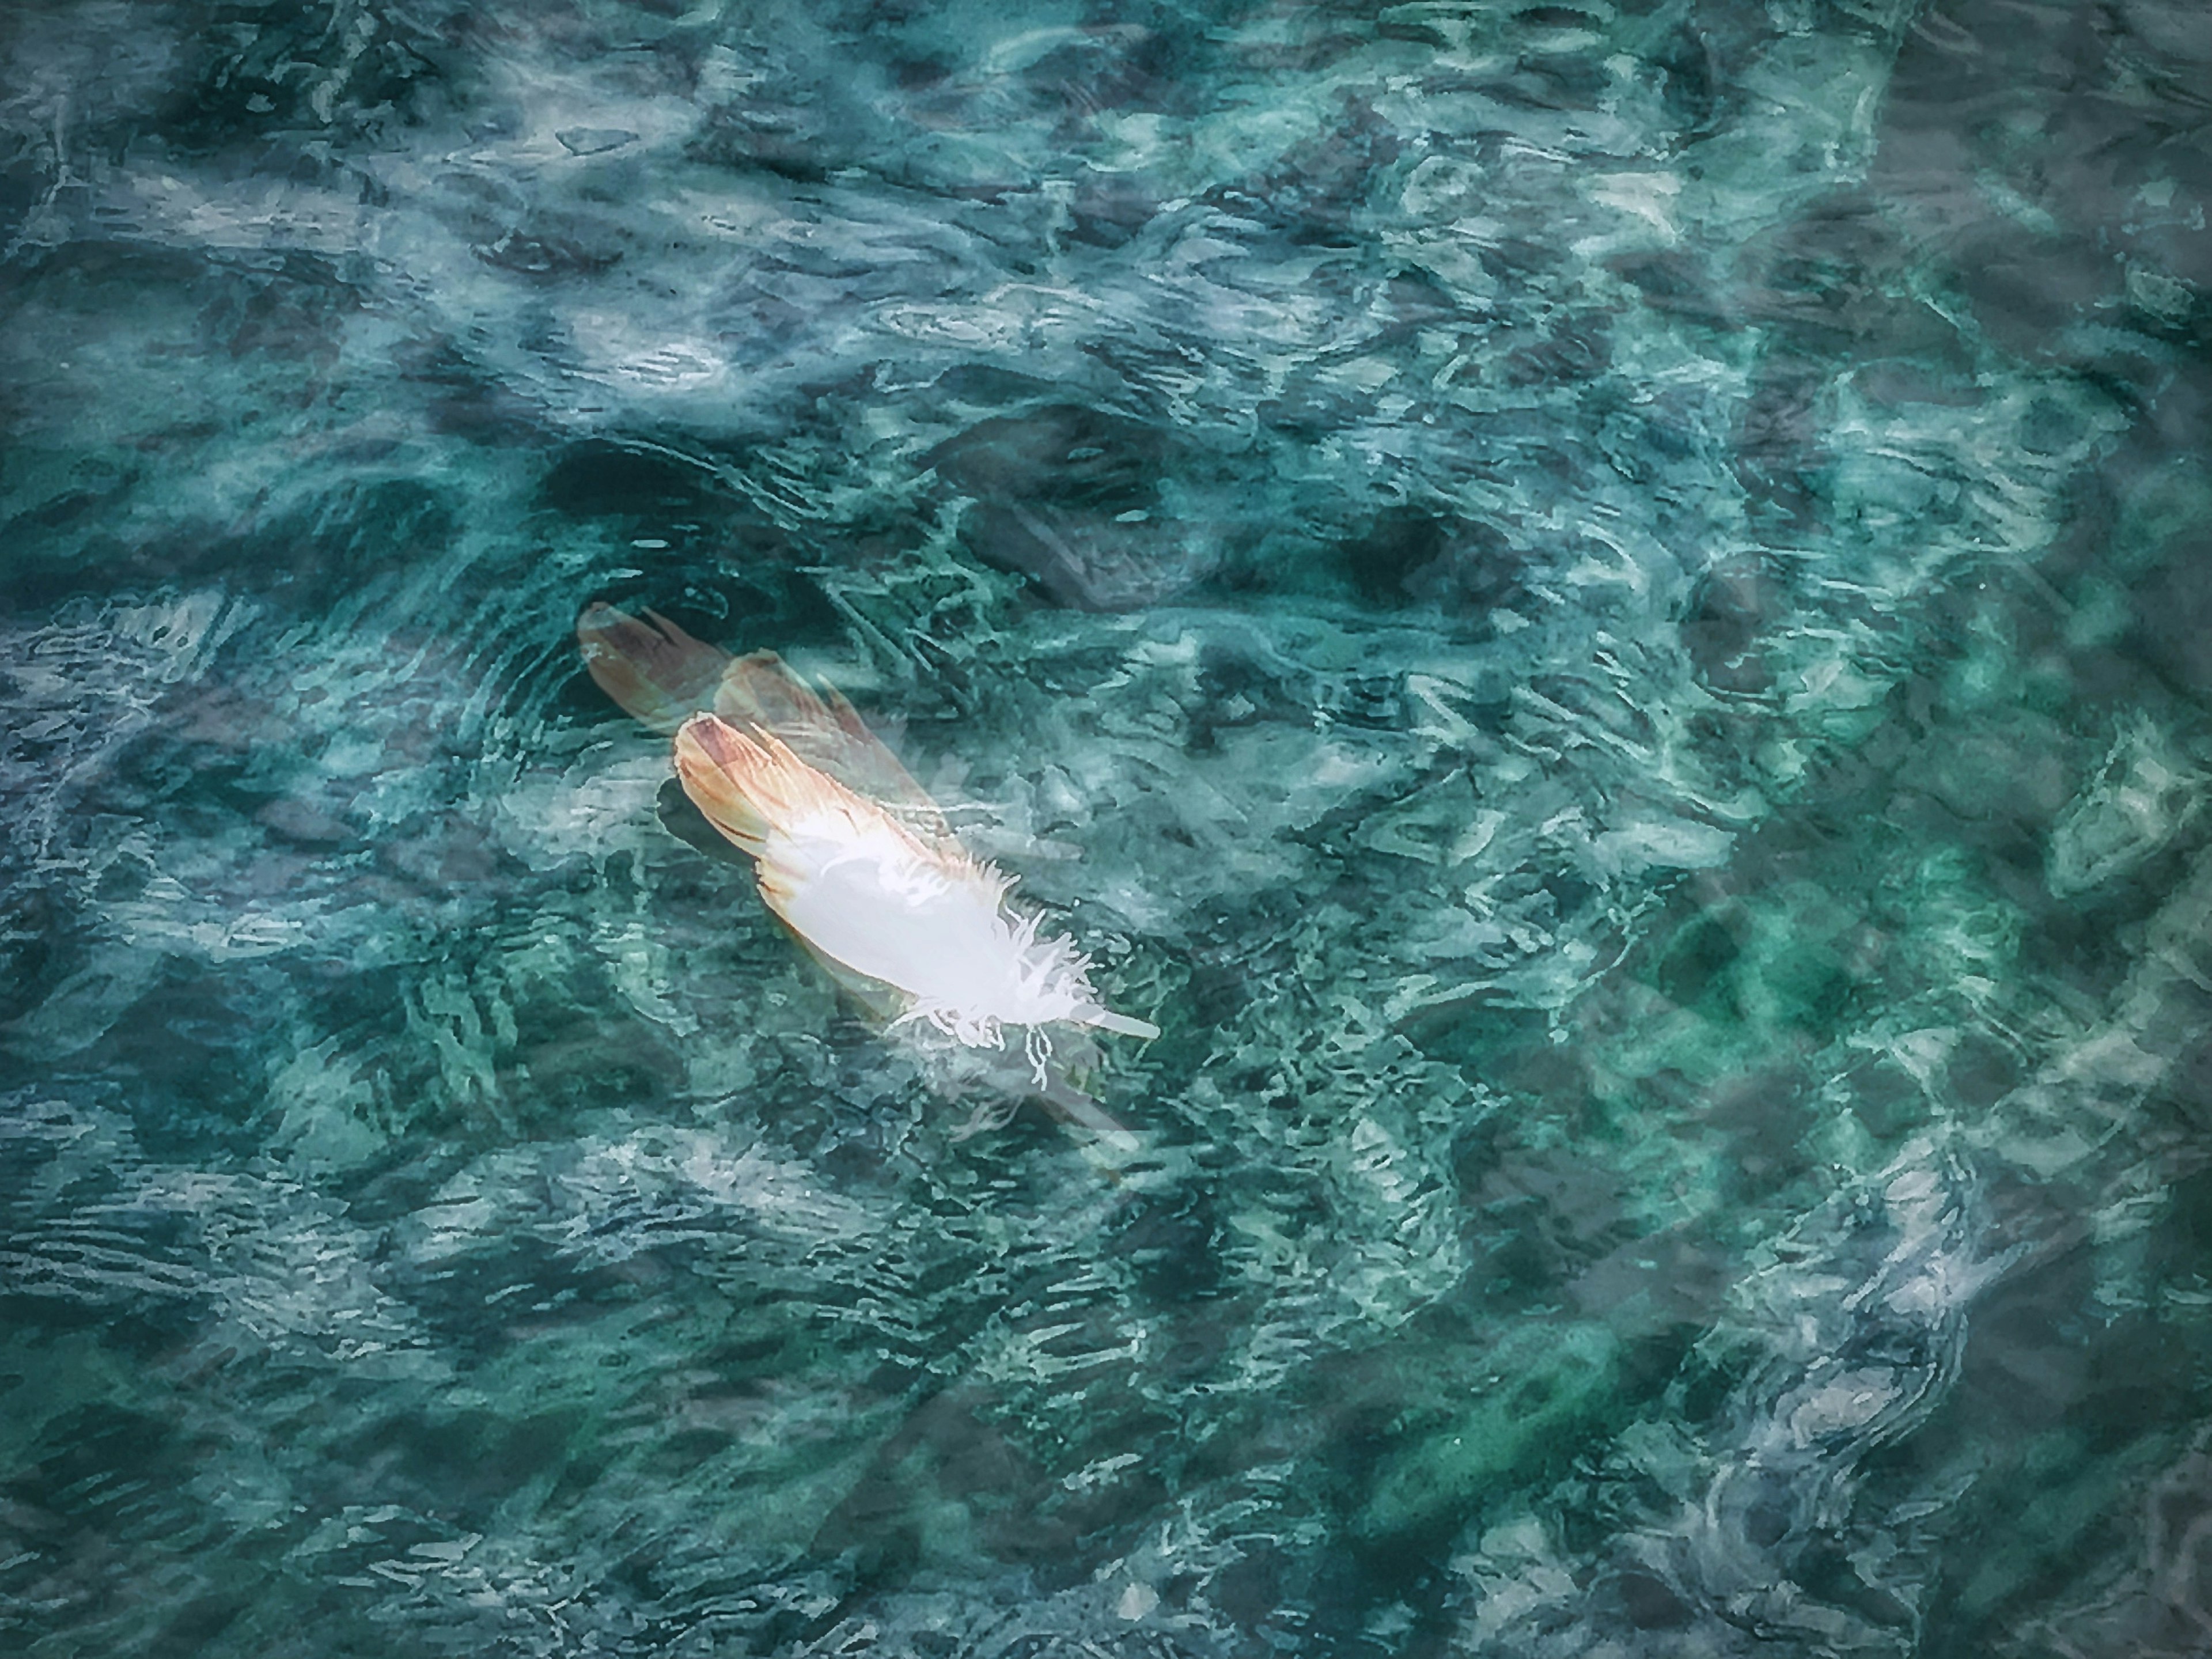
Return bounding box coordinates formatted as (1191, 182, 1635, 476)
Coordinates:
(4, 1, 2212, 1654)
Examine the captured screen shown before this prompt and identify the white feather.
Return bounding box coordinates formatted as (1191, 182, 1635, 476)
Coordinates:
(672, 710, 1158, 1055)
(575, 604, 1159, 1104)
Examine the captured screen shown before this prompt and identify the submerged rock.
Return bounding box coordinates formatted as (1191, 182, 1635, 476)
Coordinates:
(925, 404, 1226, 611)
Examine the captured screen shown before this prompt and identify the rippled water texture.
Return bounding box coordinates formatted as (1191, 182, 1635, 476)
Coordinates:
(5, 2, 2212, 1654)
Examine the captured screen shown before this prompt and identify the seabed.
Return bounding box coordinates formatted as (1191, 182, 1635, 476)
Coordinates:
(3, 3, 2211, 1655)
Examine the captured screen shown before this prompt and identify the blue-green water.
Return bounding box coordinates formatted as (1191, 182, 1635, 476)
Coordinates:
(4, 2, 2211, 1654)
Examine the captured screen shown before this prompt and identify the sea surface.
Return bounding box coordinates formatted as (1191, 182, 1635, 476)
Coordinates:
(4, 2, 2211, 1655)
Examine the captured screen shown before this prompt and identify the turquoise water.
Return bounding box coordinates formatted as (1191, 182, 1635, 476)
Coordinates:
(4, 2, 2211, 1654)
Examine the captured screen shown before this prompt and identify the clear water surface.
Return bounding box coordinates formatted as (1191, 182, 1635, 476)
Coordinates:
(3, 2, 2211, 1655)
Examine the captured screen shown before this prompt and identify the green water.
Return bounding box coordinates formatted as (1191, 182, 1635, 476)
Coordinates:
(3, 1, 2211, 1654)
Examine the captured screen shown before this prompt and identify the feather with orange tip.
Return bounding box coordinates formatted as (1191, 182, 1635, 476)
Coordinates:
(575, 603, 1156, 1138)
(673, 711, 1157, 1051)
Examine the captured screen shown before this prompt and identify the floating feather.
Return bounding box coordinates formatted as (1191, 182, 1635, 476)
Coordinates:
(578, 604, 1156, 1134)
